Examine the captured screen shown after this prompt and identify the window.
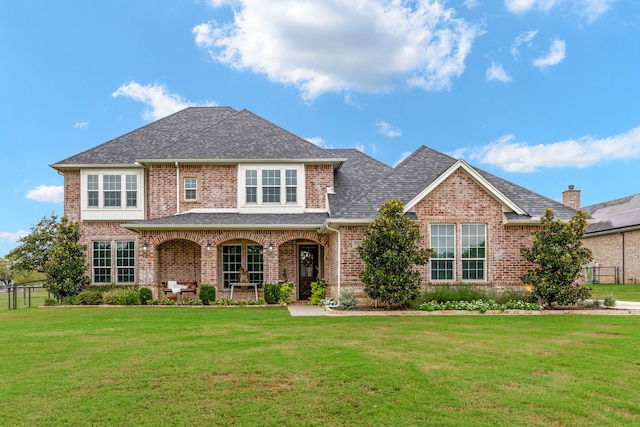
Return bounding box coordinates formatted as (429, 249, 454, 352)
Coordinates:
(92, 240, 136, 283)
(117, 241, 136, 283)
(239, 165, 303, 209)
(87, 175, 99, 207)
(84, 172, 140, 209)
(262, 170, 281, 203)
(430, 224, 486, 281)
(184, 177, 197, 201)
(126, 175, 137, 207)
(462, 224, 486, 280)
(430, 224, 455, 280)
(93, 241, 112, 283)
(222, 244, 264, 287)
(103, 175, 121, 207)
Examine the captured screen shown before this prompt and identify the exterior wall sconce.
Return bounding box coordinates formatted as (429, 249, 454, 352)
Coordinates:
(206, 241, 212, 251)
(268, 241, 274, 251)
(142, 241, 148, 253)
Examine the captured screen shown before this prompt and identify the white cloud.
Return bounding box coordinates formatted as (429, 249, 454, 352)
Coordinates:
(511, 30, 538, 59)
(463, 0, 481, 9)
(112, 81, 216, 121)
(393, 151, 413, 167)
(355, 144, 365, 153)
(0, 230, 28, 244)
(195, 0, 482, 100)
(533, 39, 566, 68)
(504, 0, 613, 22)
(25, 185, 64, 203)
(467, 126, 640, 172)
(305, 136, 333, 148)
(486, 62, 512, 82)
(375, 120, 402, 138)
(73, 121, 89, 129)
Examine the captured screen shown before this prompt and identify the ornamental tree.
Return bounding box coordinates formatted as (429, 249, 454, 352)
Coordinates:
(7, 213, 59, 273)
(44, 217, 90, 300)
(520, 208, 593, 307)
(358, 199, 433, 308)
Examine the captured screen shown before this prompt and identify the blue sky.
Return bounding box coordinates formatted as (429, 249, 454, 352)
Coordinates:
(1, 0, 639, 257)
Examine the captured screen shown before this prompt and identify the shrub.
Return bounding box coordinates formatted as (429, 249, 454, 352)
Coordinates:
(263, 283, 280, 304)
(199, 284, 216, 305)
(278, 283, 293, 305)
(139, 287, 153, 305)
(603, 293, 617, 308)
(309, 279, 327, 306)
(103, 287, 140, 305)
(339, 288, 358, 310)
(77, 289, 104, 305)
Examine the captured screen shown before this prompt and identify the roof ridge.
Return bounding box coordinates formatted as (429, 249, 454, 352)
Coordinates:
(583, 193, 640, 211)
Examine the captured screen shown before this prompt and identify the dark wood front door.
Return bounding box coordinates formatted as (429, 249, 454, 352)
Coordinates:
(298, 245, 319, 300)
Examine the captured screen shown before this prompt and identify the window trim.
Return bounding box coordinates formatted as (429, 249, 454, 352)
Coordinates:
(430, 224, 455, 281)
(184, 177, 198, 201)
(237, 164, 305, 213)
(92, 240, 137, 284)
(81, 169, 145, 221)
(429, 223, 487, 282)
(461, 224, 486, 281)
(221, 243, 264, 288)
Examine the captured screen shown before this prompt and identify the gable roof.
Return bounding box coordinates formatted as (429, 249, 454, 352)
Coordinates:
(51, 107, 344, 169)
(328, 145, 576, 223)
(583, 193, 640, 235)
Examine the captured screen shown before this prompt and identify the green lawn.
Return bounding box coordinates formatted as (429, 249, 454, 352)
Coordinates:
(590, 283, 640, 301)
(1, 307, 639, 426)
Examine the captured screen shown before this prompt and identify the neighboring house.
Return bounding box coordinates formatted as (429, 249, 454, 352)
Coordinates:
(579, 192, 640, 284)
(51, 107, 577, 301)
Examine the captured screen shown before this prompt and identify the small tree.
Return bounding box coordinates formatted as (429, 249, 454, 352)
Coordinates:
(358, 200, 433, 308)
(44, 217, 90, 300)
(520, 208, 593, 307)
(7, 213, 59, 273)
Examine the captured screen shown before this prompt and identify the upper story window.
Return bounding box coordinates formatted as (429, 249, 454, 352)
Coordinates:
(81, 169, 144, 221)
(184, 177, 197, 201)
(238, 164, 304, 212)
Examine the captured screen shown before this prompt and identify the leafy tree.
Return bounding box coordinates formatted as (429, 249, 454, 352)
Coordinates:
(358, 199, 433, 308)
(44, 217, 90, 300)
(7, 213, 59, 273)
(0, 257, 13, 286)
(521, 208, 593, 307)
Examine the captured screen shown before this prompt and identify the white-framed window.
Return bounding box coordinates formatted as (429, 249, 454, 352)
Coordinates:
(92, 240, 136, 284)
(81, 169, 145, 220)
(184, 177, 197, 201)
(238, 164, 304, 212)
(430, 224, 455, 280)
(462, 224, 486, 281)
(221, 244, 264, 288)
(430, 224, 486, 282)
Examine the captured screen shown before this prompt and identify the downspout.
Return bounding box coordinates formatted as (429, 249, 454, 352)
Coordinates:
(175, 162, 180, 214)
(621, 232, 625, 284)
(324, 222, 341, 296)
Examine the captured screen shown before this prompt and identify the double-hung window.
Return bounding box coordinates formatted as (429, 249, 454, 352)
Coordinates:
(92, 240, 136, 283)
(430, 224, 486, 281)
(184, 177, 197, 201)
(222, 244, 264, 287)
(82, 170, 144, 220)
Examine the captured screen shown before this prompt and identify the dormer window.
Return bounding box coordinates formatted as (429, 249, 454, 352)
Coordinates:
(238, 164, 304, 212)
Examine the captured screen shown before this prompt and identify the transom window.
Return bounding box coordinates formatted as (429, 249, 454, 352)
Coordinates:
(184, 177, 197, 201)
(93, 240, 136, 283)
(222, 244, 264, 288)
(430, 224, 486, 281)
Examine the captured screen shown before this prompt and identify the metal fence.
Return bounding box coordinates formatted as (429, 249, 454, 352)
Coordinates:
(3, 282, 48, 311)
(582, 266, 619, 284)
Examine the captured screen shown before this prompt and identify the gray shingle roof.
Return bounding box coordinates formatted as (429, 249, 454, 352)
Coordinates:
(123, 212, 329, 229)
(583, 193, 640, 234)
(52, 107, 237, 167)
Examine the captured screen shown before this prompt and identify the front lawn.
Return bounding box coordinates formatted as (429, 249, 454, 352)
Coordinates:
(1, 307, 638, 426)
(590, 283, 640, 301)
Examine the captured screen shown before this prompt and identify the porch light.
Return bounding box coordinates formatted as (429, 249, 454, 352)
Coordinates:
(206, 241, 212, 251)
(142, 241, 148, 252)
(268, 241, 274, 251)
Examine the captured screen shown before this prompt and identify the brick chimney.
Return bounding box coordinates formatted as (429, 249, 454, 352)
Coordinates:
(562, 185, 581, 210)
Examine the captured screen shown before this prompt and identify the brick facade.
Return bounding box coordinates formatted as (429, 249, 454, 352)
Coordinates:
(305, 164, 333, 209)
(582, 230, 640, 284)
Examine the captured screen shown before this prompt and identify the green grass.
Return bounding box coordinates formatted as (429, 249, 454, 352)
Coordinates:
(1, 307, 639, 426)
(0, 286, 49, 312)
(590, 284, 640, 301)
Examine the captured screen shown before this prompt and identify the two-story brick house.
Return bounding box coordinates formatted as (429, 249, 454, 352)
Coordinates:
(51, 107, 577, 301)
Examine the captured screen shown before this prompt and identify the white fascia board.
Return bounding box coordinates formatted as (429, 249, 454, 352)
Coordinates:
(50, 163, 141, 171)
(403, 159, 527, 216)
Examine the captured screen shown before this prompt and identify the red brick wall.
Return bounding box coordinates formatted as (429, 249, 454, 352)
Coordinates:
(178, 164, 237, 210)
(305, 164, 333, 209)
(148, 165, 178, 218)
(64, 170, 81, 222)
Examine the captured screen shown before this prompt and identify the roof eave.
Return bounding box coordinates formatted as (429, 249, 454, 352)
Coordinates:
(122, 222, 323, 231)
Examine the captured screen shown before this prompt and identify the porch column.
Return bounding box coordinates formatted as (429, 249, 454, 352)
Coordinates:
(264, 243, 279, 283)
(200, 243, 217, 287)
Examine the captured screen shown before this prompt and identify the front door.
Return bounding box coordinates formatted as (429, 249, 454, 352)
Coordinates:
(298, 245, 319, 300)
